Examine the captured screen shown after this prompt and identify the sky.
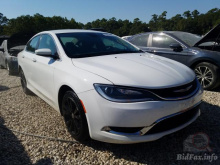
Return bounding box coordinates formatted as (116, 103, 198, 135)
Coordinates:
(1, 0, 220, 24)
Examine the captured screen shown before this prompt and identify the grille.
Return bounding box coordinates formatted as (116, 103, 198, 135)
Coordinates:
(149, 78, 198, 100)
(145, 105, 200, 135)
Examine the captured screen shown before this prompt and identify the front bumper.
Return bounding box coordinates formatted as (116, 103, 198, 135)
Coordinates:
(78, 86, 203, 144)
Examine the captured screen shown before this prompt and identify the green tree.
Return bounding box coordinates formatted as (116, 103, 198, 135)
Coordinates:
(0, 13, 9, 34)
(183, 10, 192, 18)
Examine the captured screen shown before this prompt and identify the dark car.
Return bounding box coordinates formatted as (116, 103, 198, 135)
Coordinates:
(126, 24, 220, 90)
(0, 33, 35, 75)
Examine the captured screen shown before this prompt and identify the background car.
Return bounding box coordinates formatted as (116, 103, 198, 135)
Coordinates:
(126, 24, 220, 90)
(121, 36, 132, 40)
(18, 30, 202, 144)
(0, 33, 35, 75)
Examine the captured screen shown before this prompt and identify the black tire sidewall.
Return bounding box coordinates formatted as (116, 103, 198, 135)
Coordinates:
(19, 69, 33, 95)
(62, 91, 89, 142)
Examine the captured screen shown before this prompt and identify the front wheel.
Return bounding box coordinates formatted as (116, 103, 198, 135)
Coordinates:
(19, 69, 33, 95)
(194, 62, 220, 90)
(62, 91, 89, 142)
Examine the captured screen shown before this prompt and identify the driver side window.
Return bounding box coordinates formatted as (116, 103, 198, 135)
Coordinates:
(26, 36, 40, 53)
(152, 34, 179, 49)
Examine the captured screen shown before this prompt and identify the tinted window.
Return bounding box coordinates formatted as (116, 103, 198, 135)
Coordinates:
(152, 34, 179, 48)
(172, 32, 201, 47)
(130, 34, 149, 47)
(38, 34, 57, 55)
(26, 36, 40, 53)
(56, 32, 140, 58)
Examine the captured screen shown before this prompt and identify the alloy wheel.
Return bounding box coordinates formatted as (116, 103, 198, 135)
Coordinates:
(62, 97, 82, 136)
(195, 66, 213, 88)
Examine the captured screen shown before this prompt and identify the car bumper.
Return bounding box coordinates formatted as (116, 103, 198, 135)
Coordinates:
(78, 86, 203, 144)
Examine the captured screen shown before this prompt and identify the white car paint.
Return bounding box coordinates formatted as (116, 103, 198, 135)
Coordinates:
(18, 29, 203, 143)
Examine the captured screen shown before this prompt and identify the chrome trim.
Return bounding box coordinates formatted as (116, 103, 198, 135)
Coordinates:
(102, 102, 201, 136)
(157, 80, 200, 101)
(173, 85, 192, 93)
(139, 101, 201, 135)
(94, 79, 201, 102)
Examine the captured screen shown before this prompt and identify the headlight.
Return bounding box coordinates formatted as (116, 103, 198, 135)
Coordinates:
(94, 84, 160, 103)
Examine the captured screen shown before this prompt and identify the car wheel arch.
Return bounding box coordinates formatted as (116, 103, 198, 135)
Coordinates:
(58, 85, 75, 115)
(190, 59, 219, 69)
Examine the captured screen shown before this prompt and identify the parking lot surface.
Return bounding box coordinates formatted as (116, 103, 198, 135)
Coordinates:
(0, 69, 219, 165)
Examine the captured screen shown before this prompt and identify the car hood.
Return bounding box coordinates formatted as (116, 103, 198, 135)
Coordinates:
(194, 23, 220, 47)
(72, 53, 195, 89)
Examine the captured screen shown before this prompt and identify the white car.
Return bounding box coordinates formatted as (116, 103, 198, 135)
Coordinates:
(18, 30, 203, 144)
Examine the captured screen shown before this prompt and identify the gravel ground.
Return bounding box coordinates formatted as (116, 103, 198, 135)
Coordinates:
(0, 69, 219, 165)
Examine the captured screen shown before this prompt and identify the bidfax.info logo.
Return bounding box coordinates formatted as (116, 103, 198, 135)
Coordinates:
(184, 132, 211, 152)
(176, 132, 218, 162)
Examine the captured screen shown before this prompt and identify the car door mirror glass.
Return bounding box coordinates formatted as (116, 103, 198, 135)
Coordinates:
(169, 43, 182, 51)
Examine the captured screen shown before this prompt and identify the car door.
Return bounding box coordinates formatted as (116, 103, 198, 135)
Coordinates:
(148, 33, 188, 65)
(31, 34, 59, 103)
(21, 35, 40, 88)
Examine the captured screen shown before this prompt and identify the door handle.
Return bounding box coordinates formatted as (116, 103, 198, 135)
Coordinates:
(22, 55, 25, 58)
(32, 58, 37, 62)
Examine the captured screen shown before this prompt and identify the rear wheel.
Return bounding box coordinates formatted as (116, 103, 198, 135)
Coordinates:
(194, 62, 220, 90)
(19, 69, 33, 95)
(62, 91, 89, 142)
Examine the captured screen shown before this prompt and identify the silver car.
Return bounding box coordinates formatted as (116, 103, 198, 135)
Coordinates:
(0, 33, 34, 75)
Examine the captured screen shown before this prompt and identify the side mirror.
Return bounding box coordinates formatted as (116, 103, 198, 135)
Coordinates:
(169, 43, 182, 52)
(35, 49, 59, 59)
(0, 46, 4, 52)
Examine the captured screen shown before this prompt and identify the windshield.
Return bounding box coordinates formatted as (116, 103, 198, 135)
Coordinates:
(56, 32, 141, 58)
(172, 32, 201, 47)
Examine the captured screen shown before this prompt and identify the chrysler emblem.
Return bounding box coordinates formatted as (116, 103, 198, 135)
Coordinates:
(174, 85, 192, 93)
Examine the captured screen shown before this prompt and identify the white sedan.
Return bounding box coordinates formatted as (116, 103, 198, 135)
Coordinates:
(18, 30, 203, 144)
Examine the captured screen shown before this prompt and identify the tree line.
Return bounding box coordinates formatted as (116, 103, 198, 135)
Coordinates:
(0, 8, 220, 37)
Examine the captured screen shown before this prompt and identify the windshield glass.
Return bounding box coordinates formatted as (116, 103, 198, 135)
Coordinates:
(56, 32, 141, 58)
(172, 32, 201, 47)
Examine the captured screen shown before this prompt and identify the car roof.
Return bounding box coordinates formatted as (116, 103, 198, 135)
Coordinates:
(134, 31, 192, 35)
(43, 29, 105, 34)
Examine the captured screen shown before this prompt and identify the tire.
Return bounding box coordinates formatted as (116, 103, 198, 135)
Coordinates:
(62, 91, 89, 142)
(19, 69, 33, 95)
(194, 62, 220, 90)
